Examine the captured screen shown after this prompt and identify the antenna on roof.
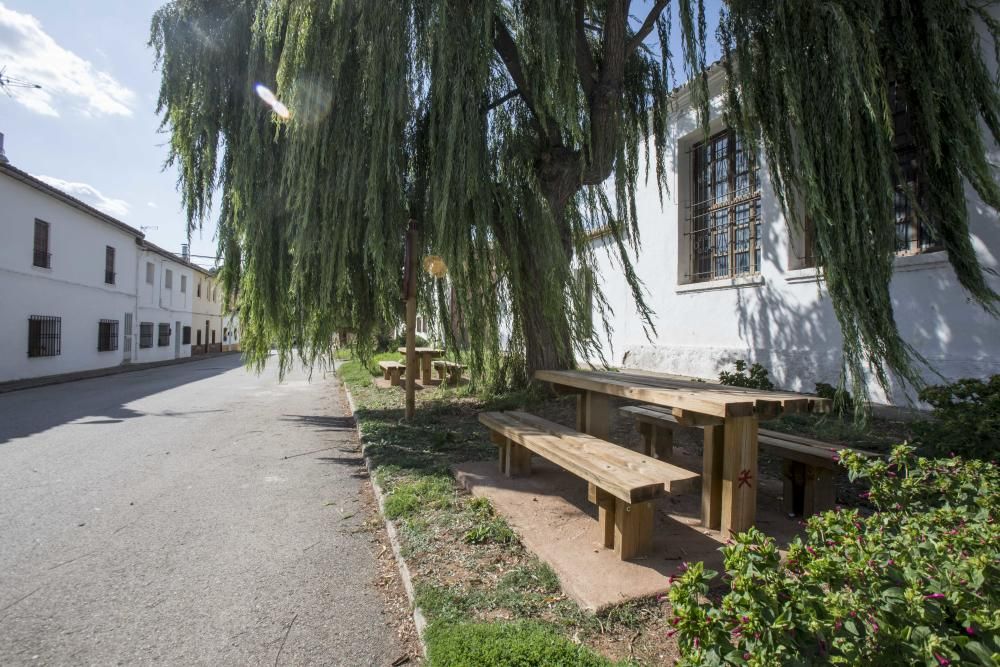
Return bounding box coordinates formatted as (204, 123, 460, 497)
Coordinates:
(141, 225, 159, 232)
(0, 66, 42, 97)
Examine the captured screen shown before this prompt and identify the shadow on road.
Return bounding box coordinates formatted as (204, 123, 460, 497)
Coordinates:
(280, 414, 356, 432)
(0, 355, 245, 445)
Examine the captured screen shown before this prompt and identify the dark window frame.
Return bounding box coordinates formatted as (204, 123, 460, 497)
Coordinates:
(28, 315, 61, 357)
(139, 322, 154, 348)
(105, 246, 116, 285)
(33, 219, 51, 268)
(98, 319, 119, 352)
(157, 323, 171, 347)
(146, 262, 154, 285)
(687, 128, 762, 282)
(182, 326, 191, 345)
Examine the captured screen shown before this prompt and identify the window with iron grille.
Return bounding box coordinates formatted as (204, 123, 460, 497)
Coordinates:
(165, 269, 173, 290)
(688, 129, 761, 282)
(98, 319, 119, 352)
(196, 281, 201, 297)
(798, 80, 938, 267)
(182, 326, 191, 344)
(27, 316, 61, 357)
(105, 246, 116, 284)
(33, 219, 51, 268)
(139, 322, 154, 348)
(158, 323, 171, 347)
(146, 262, 154, 284)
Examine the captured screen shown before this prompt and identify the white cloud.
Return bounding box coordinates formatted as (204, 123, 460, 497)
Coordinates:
(35, 174, 130, 218)
(147, 201, 158, 209)
(0, 3, 135, 117)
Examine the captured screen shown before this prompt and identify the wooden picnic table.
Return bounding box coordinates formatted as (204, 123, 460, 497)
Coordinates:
(398, 347, 445, 384)
(534, 369, 832, 536)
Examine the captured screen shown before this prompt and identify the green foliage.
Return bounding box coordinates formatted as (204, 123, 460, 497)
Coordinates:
(463, 496, 518, 545)
(720, 2, 1000, 408)
(719, 360, 774, 390)
(914, 376, 1000, 460)
(815, 382, 855, 417)
(382, 476, 455, 519)
(424, 620, 615, 667)
(669, 446, 1000, 666)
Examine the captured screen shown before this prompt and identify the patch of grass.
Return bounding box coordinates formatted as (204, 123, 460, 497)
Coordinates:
(424, 620, 619, 667)
(382, 475, 455, 519)
(462, 496, 519, 545)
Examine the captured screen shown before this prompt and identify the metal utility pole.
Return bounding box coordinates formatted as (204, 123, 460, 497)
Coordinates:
(403, 219, 419, 419)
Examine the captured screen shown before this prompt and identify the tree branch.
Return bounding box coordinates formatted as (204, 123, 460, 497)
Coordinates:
(575, 0, 596, 99)
(626, 0, 668, 54)
(483, 88, 521, 113)
(493, 14, 548, 141)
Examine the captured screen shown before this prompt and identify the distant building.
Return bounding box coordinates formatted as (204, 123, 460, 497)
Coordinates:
(0, 147, 233, 384)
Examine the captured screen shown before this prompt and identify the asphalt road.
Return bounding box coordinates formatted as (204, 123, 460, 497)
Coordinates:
(0, 354, 402, 665)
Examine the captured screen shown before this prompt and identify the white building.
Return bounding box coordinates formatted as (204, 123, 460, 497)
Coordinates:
(589, 65, 1000, 406)
(0, 161, 142, 382)
(134, 242, 196, 363)
(0, 141, 232, 384)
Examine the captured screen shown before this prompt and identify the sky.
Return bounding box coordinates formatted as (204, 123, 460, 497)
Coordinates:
(0, 1, 723, 272)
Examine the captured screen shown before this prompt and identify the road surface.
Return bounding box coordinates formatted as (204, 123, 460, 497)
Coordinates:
(0, 354, 402, 665)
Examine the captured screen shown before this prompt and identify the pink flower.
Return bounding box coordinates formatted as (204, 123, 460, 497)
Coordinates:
(924, 593, 945, 600)
(935, 655, 950, 666)
(966, 627, 975, 636)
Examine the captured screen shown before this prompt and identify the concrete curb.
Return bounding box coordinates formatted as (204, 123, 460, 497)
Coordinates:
(0, 351, 241, 394)
(336, 369, 430, 659)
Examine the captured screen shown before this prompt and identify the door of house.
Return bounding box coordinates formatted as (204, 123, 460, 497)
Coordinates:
(123, 312, 133, 362)
(174, 320, 181, 359)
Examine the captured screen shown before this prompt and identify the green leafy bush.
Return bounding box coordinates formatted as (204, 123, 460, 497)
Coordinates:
(668, 446, 1000, 666)
(719, 360, 775, 390)
(425, 620, 615, 666)
(914, 376, 1000, 460)
(815, 382, 855, 416)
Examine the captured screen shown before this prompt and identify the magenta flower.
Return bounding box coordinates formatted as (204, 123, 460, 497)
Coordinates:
(924, 593, 946, 600)
(966, 627, 975, 636)
(935, 655, 950, 666)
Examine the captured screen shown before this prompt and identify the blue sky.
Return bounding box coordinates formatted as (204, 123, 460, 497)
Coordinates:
(0, 1, 722, 270)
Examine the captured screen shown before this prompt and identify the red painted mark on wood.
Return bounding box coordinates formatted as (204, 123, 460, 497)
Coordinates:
(738, 469, 753, 489)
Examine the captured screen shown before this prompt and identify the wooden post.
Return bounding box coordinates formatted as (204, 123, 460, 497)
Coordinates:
(702, 425, 725, 530)
(588, 485, 616, 549)
(720, 415, 759, 537)
(403, 220, 418, 420)
(578, 390, 611, 505)
(614, 499, 653, 560)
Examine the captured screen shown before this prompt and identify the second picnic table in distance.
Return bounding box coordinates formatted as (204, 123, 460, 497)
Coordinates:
(397, 347, 445, 385)
(534, 369, 832, 536)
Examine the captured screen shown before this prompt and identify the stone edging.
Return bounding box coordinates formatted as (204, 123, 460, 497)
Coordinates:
(337, 372, 430, 659)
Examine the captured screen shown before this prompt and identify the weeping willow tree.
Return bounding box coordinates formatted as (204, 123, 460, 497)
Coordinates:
(151, 0, 1000, 403)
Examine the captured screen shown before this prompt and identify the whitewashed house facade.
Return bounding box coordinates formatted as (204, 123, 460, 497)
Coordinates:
(135, 242, 195, 363)
(0, 144, 233, 384)
(589, 65, 1000, 406)
(0, 162, 142, 382)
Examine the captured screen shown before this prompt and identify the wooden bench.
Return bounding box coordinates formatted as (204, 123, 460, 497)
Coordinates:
(378, 360, 406, 386)
(479, 410, 699, 560)
(620, 405, 878, 519)
(433, 360, 466, 385)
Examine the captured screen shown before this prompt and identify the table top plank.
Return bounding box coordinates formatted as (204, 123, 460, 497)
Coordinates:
(535, 369, 830, 418)
(397, 347, 445, 356)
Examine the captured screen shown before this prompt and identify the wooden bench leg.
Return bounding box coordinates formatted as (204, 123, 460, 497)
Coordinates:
(389, 368, 402, 386)
(702, 425, 724, 530)
(449, 369, 461, 385)
(720, 416, 759, 537)
(638, 423, 673, 460)
(436, 366, 446, 380)
(614, 498, 653, 560)
(491, 433, 508, 473)
(421, 356, 433, 384)
(383, 367, 391, 380)
(588, 485, 616, 549)
(781, 460, 805, 517)
(505, 441, 532, 477)
(803, 466, 836, 517)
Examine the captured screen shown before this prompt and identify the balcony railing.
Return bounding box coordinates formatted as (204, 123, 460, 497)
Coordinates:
(33, 251, 51, 268)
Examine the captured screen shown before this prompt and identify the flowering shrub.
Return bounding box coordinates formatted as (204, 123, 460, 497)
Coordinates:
(914, 376, 1000, 461)
(668, 446, 999, 666)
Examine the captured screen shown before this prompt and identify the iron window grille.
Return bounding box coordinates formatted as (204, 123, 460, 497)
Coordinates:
(182, 326, 191, 345)
(98, 319, 119, 352)
(686, 129, 761, 282)
(33, 219, 51, 268)
(105, 246, 116, 284)
(139, 322, 154, 348)
(158, 323, 171, 347)
(28, 316, 61, 357)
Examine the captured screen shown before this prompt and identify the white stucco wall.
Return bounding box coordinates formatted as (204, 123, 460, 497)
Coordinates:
(134, 249, 193, 363)
(0, 173, 139, 382)
(589, 70, 1000, 407)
